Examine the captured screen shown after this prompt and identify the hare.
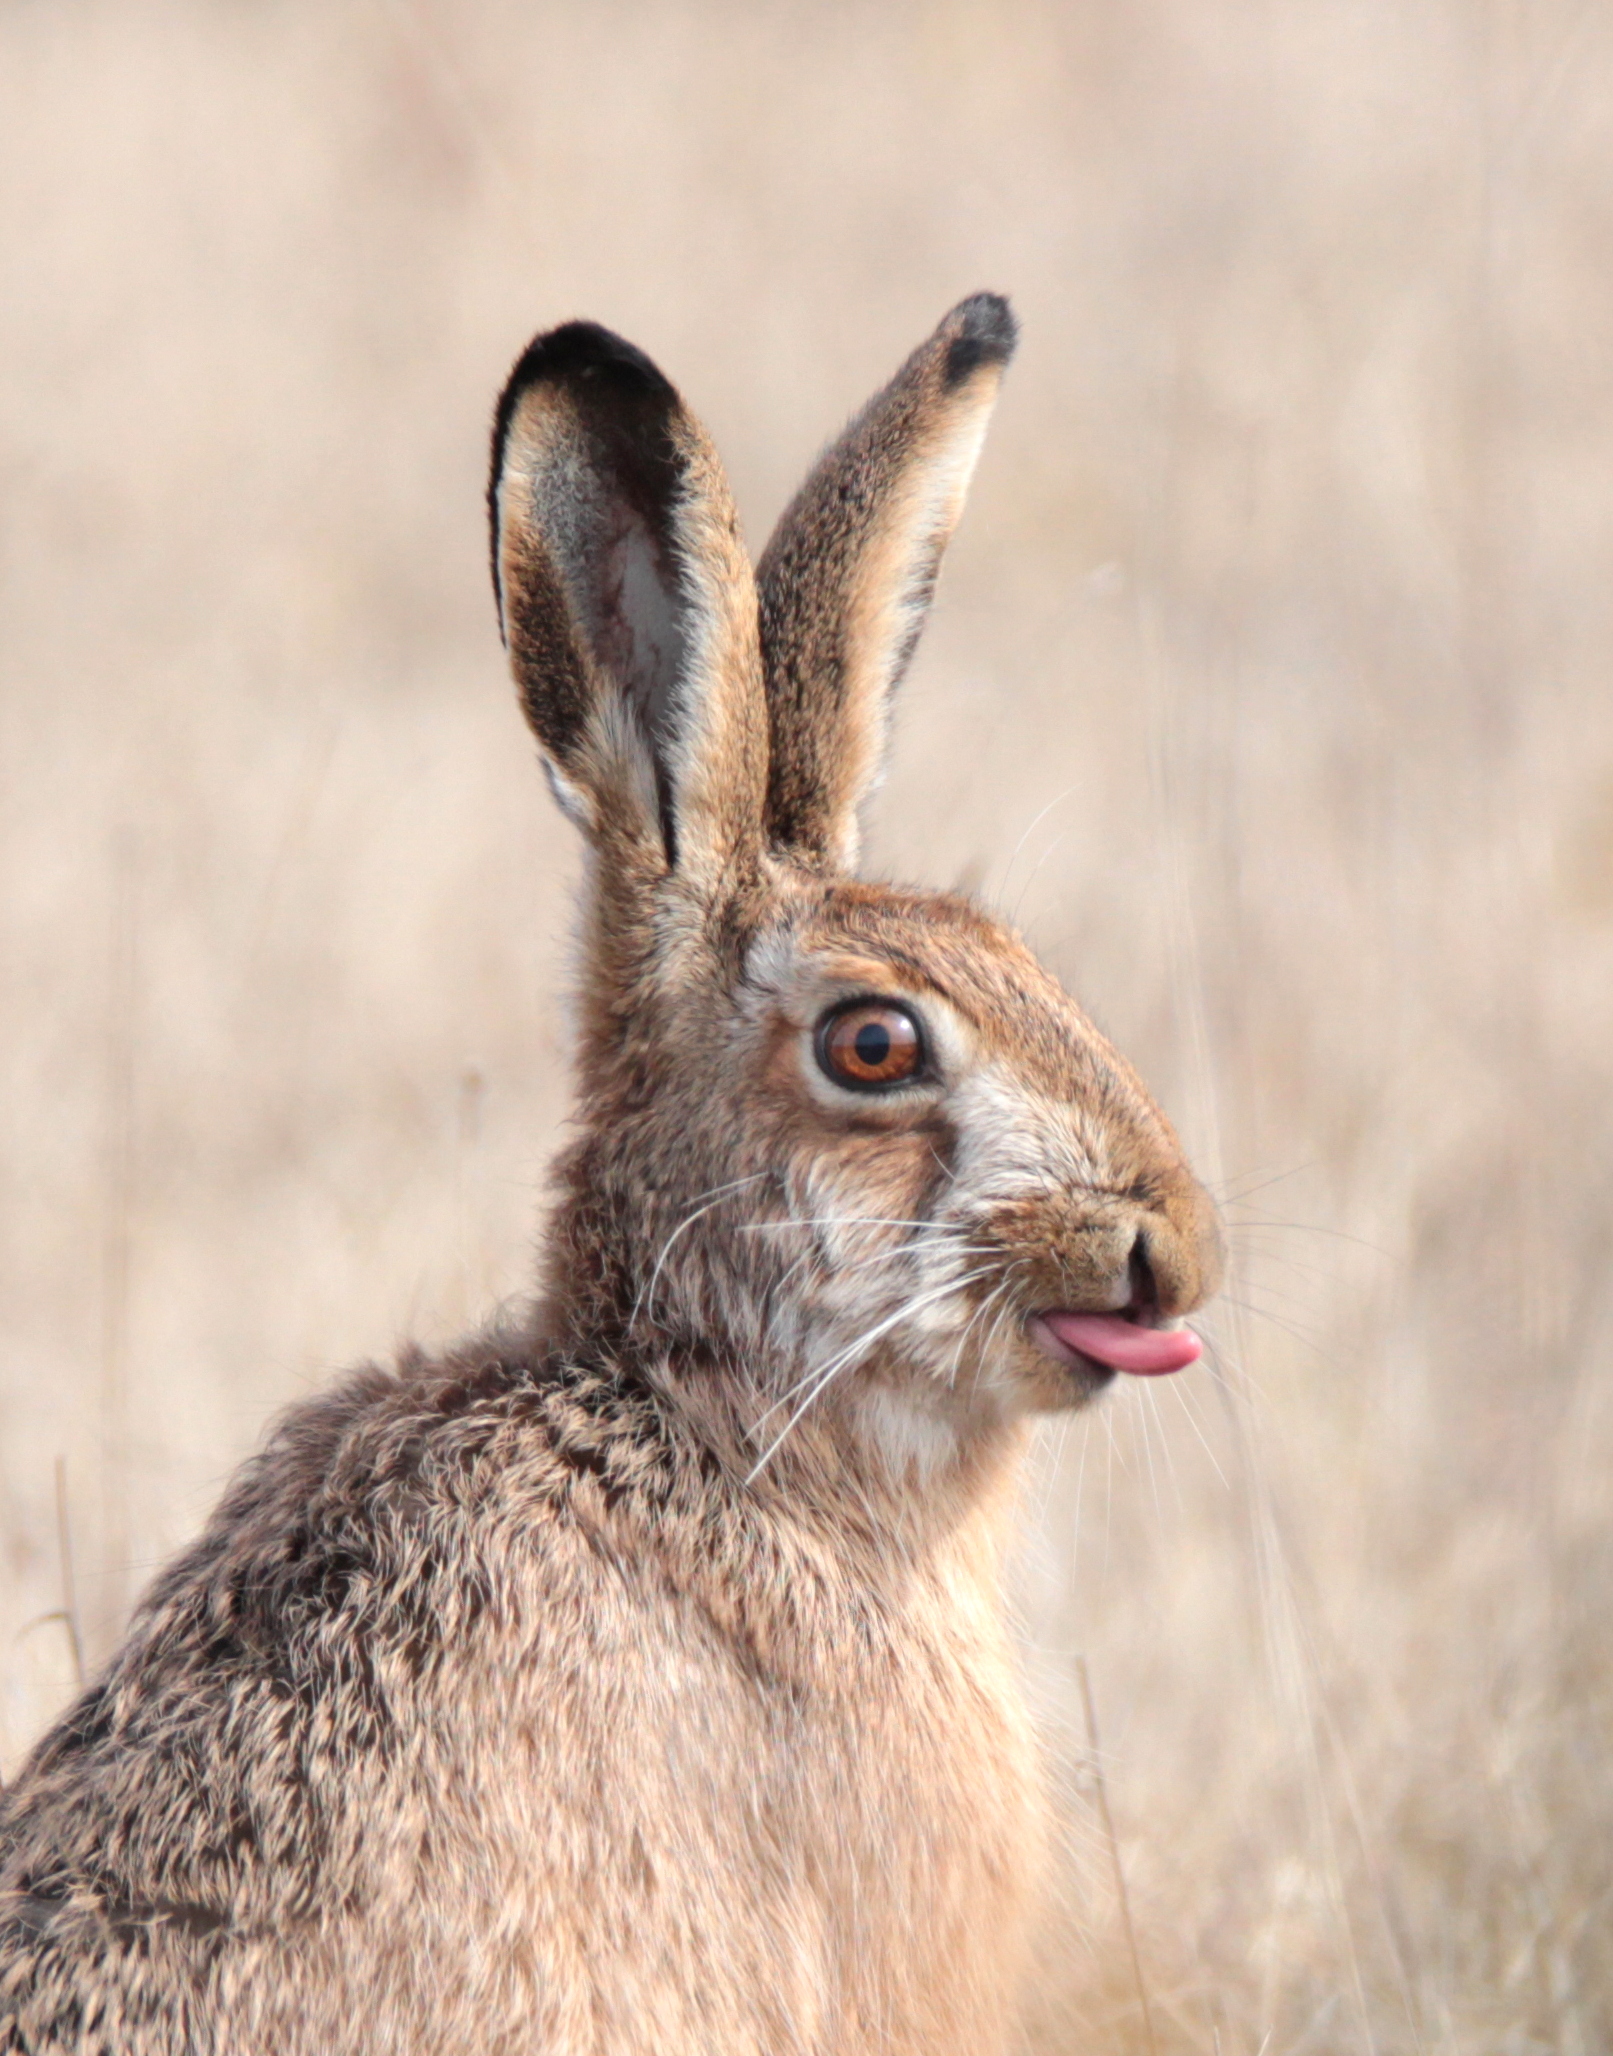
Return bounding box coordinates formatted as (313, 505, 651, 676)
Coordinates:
(0, 293, 1220, 2055)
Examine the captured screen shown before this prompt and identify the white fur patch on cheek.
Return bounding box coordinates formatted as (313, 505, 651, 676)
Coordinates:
(857, 1385, 962, 1486)
(790, 1158, 894, 1272)
(949, 1066, 1109, 1201)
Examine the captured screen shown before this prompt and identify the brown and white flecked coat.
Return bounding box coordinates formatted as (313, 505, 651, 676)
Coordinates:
(0, 296, 1220, 2055)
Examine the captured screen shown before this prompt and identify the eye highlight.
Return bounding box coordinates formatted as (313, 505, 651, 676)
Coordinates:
(816, 1001, 926, 1090)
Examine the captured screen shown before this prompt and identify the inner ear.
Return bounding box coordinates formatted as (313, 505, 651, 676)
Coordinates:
(599, 500, 687, 752)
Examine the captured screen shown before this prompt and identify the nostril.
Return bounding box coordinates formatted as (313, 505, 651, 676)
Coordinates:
(1126, 1232, 1158, 1319)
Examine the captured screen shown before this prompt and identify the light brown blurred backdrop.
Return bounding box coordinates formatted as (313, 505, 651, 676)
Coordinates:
(3, 3, 1611, 2048)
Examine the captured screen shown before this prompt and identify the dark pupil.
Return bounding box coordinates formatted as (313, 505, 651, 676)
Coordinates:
(854, 1021, 893, 1069)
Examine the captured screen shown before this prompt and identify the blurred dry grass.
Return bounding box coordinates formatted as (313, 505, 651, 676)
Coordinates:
(3, 2, 1612, 2047)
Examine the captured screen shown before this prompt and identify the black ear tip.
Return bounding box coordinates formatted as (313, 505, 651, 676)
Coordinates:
(491, 320, 677, 474)
(940, 292, 1019, 388)
(498, 320, 676, 414)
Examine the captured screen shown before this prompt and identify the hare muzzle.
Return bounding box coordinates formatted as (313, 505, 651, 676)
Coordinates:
(1025, 1179, 1225, 1384)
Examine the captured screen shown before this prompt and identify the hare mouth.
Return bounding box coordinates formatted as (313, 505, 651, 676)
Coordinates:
(1028, 1310, 1201, 1379)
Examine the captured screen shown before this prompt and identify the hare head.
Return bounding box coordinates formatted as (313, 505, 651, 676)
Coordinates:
(490, 295, 1221, 1478)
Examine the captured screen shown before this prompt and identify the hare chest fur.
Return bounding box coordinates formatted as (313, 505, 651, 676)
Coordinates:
(2, 1349, 1044, 2056)
(0, 295, 1220, 2054)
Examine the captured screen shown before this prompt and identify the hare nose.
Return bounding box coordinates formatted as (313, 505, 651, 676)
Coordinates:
(1126, 1230, 1158, 1315)
(1120, 1189, 1223, 1319)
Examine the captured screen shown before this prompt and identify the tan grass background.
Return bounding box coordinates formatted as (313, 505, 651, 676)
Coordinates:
(4, 2, 1612, 2047)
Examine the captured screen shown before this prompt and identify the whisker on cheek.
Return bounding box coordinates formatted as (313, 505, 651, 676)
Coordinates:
(746, 1268, 998, 1480)
(631, 1173, 771, 1330)
(944, 1276, 1012, 1388)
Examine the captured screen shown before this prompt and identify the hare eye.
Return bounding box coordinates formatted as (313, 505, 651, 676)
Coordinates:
(817, 1003, 925, 1090)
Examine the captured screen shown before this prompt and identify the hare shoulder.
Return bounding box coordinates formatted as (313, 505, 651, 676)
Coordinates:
(3, 1334, 1041, 2053)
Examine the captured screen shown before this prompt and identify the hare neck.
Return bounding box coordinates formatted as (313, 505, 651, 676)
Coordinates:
(530, 1306, 1033, 1563)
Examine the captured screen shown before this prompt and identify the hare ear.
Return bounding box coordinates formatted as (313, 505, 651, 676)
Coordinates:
(756, 293, 1017, 872)
(490, 322, 766, 888)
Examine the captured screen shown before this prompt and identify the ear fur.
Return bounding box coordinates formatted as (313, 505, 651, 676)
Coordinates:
(756, 293, 1017, 872)
(490, 321, 767, 890)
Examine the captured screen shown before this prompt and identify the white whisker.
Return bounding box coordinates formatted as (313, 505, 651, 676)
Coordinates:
(631, 1173, 769, 1330)
(736, 1216, 965, 1237)
(993, 782, 1077, 908)
(746, 1269, 997, 1481)
(1163, 1368, 1231, 1490)
(945, 1278, 1008, 1386)
(757, 1268, 999, 1428)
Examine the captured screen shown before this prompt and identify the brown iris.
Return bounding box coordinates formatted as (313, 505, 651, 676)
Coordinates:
(817, 1002, 925, 1089)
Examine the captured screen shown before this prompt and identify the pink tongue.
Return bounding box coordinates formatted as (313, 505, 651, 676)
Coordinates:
(1042, 1311, 1202, 1376)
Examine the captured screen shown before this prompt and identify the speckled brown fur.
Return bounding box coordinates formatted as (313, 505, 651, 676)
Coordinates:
(1, 298, 1219, 2054)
